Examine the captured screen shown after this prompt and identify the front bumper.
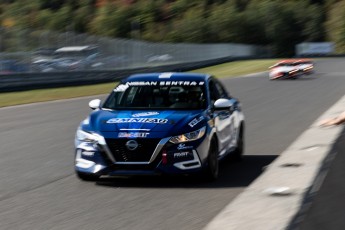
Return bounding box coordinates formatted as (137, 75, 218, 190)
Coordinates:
(75, 137, 205, 177)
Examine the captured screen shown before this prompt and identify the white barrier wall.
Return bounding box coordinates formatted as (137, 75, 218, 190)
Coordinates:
(295, 42, 334, 56)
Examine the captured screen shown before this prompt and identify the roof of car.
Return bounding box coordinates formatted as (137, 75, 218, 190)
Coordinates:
(277, 59, 298, 64)
(276, 58, 313, 64)
(293, 58, 313, 63)
(125, 72, 211, 82)
(269, 59, 296, 68)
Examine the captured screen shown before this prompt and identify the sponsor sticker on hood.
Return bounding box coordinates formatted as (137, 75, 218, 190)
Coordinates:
(107, 118, 168, 124)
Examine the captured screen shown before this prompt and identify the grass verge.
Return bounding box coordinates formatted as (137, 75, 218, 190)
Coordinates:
(190, 59, 279, 77)
(0, 83, 116, 108)
(0, 59, 279, 108)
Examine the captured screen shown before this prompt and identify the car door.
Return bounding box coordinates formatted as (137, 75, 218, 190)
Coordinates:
(209, 79, 234, 155)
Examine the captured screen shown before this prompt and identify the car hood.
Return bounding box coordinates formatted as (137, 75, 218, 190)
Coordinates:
(87, 109, 206, 137)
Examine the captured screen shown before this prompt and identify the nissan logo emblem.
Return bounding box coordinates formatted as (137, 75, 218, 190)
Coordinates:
(126, 140, 138, 151)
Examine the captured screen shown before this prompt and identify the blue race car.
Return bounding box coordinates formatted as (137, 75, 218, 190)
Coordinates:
(74, 72, 245, 181)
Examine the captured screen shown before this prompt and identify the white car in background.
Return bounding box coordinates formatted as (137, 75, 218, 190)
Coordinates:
(268, 60, 300, 80)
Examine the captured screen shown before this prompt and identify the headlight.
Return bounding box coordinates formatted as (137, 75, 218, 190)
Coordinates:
(76, 129, 104, 144)
(169, 126, 206, 144)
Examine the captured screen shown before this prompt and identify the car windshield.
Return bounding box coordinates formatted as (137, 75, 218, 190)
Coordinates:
(102, 83, 207, 110)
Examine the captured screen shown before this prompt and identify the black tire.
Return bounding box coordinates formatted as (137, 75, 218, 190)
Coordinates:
(203, 140, 219, 181)
(233, 126, 244, 162)
(76, 171, 100, 181)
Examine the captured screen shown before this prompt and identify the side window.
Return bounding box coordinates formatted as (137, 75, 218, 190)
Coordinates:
(214, 80, 229, 98)
(209, 80, 221, 104)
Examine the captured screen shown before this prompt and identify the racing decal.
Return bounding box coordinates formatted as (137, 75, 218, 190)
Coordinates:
(127, 81, 159, 86)
(118, 132, 150, 138)
(188, 116, 204, 127)
(122, 81, 205, 86)
(159, 81, 205, 86)
(173, 151, 193, 158)
(132, 112, 159, 117)
(107, 118, 168, 124)
(113, 84, 129, 92)
(177, 143, 193, 150)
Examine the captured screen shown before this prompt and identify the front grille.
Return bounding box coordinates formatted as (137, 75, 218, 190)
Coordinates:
(105, 138, 161, 162)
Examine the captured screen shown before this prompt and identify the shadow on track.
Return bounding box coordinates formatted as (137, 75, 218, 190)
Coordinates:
(95, 155, 278, 189)
(270, 77, 316, 82)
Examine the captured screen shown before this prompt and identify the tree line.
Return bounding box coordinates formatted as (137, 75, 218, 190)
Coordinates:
(0, 0, 344, 56)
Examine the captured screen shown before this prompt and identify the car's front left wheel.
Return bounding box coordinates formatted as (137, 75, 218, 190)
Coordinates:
(203, 140, 219, 181)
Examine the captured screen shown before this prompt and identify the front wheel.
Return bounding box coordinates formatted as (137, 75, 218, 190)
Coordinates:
(203, 141, 219, 181)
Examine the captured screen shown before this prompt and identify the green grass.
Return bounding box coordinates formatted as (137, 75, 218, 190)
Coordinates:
(0, 83, 116, 108)
(190, 59, 280, 77)
(0, 59, 279, 108)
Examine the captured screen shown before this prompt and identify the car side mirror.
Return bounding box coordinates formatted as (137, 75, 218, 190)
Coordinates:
(89, 99, 101, 110)
(214, 98, 234, 110)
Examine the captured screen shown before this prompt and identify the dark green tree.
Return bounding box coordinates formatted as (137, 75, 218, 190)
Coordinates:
(325, 0, 345, 53)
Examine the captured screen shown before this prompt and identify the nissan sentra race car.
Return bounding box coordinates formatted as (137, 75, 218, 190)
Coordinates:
(74, 72, 245, 181)
(269, 60, 300, 80)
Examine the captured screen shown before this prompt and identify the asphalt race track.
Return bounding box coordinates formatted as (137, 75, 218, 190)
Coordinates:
(0, 58, 345, 230)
